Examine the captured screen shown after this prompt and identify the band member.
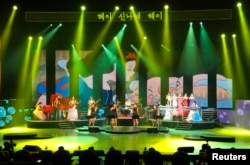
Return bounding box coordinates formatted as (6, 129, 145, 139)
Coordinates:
(53, 96, 61, 120)
(149, 104, 160, 127)
(33, 102, 46, 120)
(88, 96, 96, 116)
(183, 93, 189, 107)
(186, 100, 201, 122)
(89, 103, 98, 126)
(132, 104, 139, 127)
(189, 93, 195, 107)
(177, 93, 183, 116)
(110, 103, 119, 127)
(67, 96, 79, 121)
(166, 93, 172, 106)
(172, 92, 178, 108)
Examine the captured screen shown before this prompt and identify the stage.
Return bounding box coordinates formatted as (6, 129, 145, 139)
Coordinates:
(27, 115, 216, 131)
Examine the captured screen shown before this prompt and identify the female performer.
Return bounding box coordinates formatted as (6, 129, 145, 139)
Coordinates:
(33, 102, 46, 120)
(149, 104, 160, 127)
(110, 103, 119, 127)
(88, 96, 95, 116)
(89, 103, 98, 126)
(132, 104, 140, 127)
(67, 96, 79, 121)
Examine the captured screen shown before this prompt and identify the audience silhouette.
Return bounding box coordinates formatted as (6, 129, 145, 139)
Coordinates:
(52, 146, 71, 165)
(143, 148, 163, 165)
(0, 142, 213, 165)
(78, 149, 100, 165)
(171, 150, 190, 165)
(105, 147, 124, 165)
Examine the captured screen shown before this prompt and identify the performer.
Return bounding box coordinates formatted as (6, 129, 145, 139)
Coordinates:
(149, 104, 160, 127)
(189, 93, 195, 107)
(88, 96, 95, 115)
(183, 93, 189, 107)
(172, 92, 178, 108)
(166, 92, 172, 106)
(67, 96, 79, 121)
(132, 104, 139, 127)
(33, 102, 46, 120)
(186, 100, 202, 122)
(177, 93, 183, 117)
(52, 96, 61, 120)
(89, 102, 98, 126)
(110, 103, 119, 127)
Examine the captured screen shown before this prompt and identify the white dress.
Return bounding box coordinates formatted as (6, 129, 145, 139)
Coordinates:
(67, 101, 78, 121)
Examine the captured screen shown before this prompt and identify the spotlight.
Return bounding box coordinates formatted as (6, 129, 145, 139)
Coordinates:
(164, 5, 169, 10)
(13, 5, 18, 10)
(237, 2, 242, 8)
(143, 36, 147, 40)
(28, 36, 33, 40)
(190, 22, 193, 26)
(115, 6, 119, 10)
(81, 6, 86, 11)
(221, 34, 226, 38)
(232, 34, 236, 38)
(39, 36, 43, 40)
(129, 6, 134, 10)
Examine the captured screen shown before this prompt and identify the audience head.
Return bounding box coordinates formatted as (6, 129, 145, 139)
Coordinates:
(105, 149, 123, 165)
(79, 149, 99, 165)
(172, 151, 190, 165)
(52, 146, 71, 165)
(143, 149, 163, 165)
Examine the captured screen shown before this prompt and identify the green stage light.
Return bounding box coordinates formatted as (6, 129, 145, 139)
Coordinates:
(130, 6, 134, 10)
(221, 34, 226, 38)
(81, 6, 86, 11)
(232, 34, 236, 38)
(237, 2, 242, 7)
(13, 5, 18, 10)
(115, 6, 119, 10)
(164, 5, 169, 10)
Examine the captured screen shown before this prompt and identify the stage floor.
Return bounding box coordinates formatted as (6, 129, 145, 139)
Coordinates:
(1, 124, 250, 157)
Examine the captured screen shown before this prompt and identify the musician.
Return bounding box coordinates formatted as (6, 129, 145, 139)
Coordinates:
(186, 100, 202, 122)
(33, 102, 46, 120)
(88, 96, 96, 116)
(132, 104, 140, 127)
(172, 92, 178, 108)
(189, 93, 195, 107)
(89, 102, 98, 126)
(53, 96, 61, 120)
(166, 93, 172, 106)
(149, 104, 160, 127)
(183, 93, 189, 107)
(67, 96, 79, 121)
(110, 103, 119, 127)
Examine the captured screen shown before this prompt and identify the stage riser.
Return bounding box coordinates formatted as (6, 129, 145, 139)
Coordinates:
(162, 121, 216, 130)
(28, 117, 146, 128)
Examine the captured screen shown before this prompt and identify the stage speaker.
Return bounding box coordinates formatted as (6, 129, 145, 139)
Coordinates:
(177, 146, 194, 153)
(88, 127, 100, 133)
(23, 145, 42, 152)
(147, 128, 158, 133)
